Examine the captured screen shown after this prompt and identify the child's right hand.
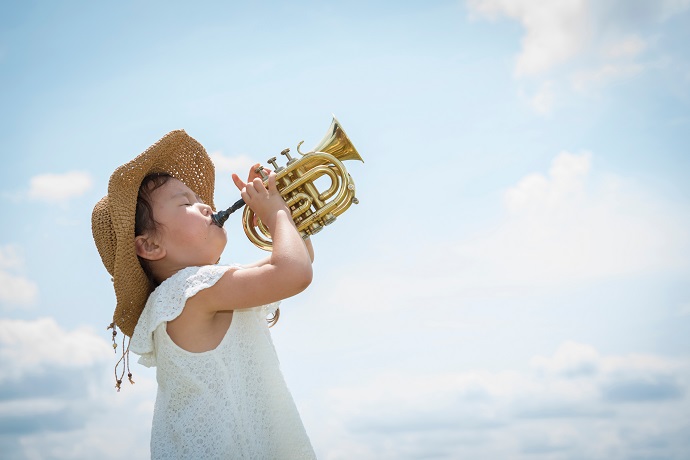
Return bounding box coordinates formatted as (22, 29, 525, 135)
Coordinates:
(231, 170, 290, 232)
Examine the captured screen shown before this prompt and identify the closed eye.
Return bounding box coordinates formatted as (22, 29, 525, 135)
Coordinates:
(172, 190, 201, 206)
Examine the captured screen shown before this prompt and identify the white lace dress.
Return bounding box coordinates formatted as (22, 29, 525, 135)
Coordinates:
(130, 265, 316, 460)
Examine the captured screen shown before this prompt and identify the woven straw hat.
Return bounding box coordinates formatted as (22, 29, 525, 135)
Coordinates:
(92, 130, 216, 337)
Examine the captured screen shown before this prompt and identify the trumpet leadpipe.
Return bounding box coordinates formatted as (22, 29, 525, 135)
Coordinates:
(211, 198, 245, 227)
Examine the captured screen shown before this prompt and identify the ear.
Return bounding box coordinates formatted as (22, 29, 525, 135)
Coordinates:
(135, 234, 166, 261)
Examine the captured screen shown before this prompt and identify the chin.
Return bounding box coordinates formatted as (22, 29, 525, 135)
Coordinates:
(214, 243, 227, 263)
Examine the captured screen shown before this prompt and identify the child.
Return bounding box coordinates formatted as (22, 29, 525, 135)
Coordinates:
(91, 130, 316, 459)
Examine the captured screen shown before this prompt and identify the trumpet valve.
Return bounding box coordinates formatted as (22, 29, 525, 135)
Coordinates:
(255, 165, 269, 180)
(280, 148, 296, 165)
(322, 213, 337, 226)
(308, 223, 323, 235)
(267, 157, 283, 172)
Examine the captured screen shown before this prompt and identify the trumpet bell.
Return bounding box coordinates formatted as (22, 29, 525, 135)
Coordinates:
(310, 116, 364, 163)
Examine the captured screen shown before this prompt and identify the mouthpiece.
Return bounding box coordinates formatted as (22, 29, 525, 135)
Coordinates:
(211, 198, 246, 227)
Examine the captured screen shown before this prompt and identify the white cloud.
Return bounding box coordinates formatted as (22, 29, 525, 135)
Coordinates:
(0, 271, 38, 306)
(467, 0, 690, 110)
(602, 35, 647, 59)
(504, 150, 591, 213)
(454, 151, 690, 286)
(467, 0, 688, 76)
(0, 244, 38, 307)
(0, 317, 111, 381)
(28, 171, 93, 203)
(524, 80, 556, 114)
(0, 245, 23, 270)
(467, 0, 590, 76)
(571, 61, 645, 91)
(530, 341, 600, 377)
(307, 342, 690, 459)
(468, 0, 590, 76)
(210, 151, 256, 174)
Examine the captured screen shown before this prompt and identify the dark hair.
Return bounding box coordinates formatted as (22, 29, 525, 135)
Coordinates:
(135, 173, 172, 285)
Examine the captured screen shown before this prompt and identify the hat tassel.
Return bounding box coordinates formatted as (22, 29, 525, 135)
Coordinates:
(108, 323, 134, 391)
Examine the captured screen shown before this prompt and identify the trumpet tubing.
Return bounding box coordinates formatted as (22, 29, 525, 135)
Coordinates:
(243, 116, 363, 251)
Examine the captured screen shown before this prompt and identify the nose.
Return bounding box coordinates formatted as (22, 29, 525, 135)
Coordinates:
(199, 203, 213, 216)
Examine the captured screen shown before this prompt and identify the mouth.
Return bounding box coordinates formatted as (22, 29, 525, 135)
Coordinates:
(211, 199, 245, 228)
(210, 208, 226, 226)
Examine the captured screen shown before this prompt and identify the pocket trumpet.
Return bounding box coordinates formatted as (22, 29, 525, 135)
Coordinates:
(212, 116, 363, 251)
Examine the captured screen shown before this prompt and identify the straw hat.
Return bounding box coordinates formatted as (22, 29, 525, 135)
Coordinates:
(92, 130, 216, 337)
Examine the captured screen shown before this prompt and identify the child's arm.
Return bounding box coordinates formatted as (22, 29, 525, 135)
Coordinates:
(243, 236, 314, 269)
(190, 172, 313, 312)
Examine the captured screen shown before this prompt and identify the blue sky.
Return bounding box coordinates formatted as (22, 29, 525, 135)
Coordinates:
(1, 1, 689, 459)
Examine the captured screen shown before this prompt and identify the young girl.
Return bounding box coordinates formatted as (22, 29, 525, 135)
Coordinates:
(91, 130, 316, 459)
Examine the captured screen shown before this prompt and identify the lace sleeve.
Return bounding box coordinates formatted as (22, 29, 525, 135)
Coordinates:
(129, 265, 235, 366)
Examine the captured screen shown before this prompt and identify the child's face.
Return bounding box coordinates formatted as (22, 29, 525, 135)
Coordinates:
(147, 177, 227, 268)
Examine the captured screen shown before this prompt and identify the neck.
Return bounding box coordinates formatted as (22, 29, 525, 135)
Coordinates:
(148, 259, 185, 285)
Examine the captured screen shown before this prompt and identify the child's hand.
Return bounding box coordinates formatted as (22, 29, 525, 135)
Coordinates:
(231, 171, 288, 232)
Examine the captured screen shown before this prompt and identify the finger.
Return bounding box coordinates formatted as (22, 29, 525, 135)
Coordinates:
(244, 179, 258, 198)
(231, 173, 246, 191)
(266, 172, 278, 194)
(247, 163, 261, 182)
(252, 177, 267, 193)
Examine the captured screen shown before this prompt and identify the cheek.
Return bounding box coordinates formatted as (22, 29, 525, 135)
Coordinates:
(164, 219, 205, 246)
(184, 226, 211, 246)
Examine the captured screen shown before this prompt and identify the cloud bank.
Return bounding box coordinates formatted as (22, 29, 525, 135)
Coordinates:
(0, 318, 156, 460)
(308, 341, 690, 459)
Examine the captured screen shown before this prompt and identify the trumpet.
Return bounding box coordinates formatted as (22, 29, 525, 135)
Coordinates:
(212, 116, 363, 251)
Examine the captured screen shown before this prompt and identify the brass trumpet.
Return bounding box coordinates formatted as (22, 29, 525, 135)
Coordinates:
(212, 116, 363, 251)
